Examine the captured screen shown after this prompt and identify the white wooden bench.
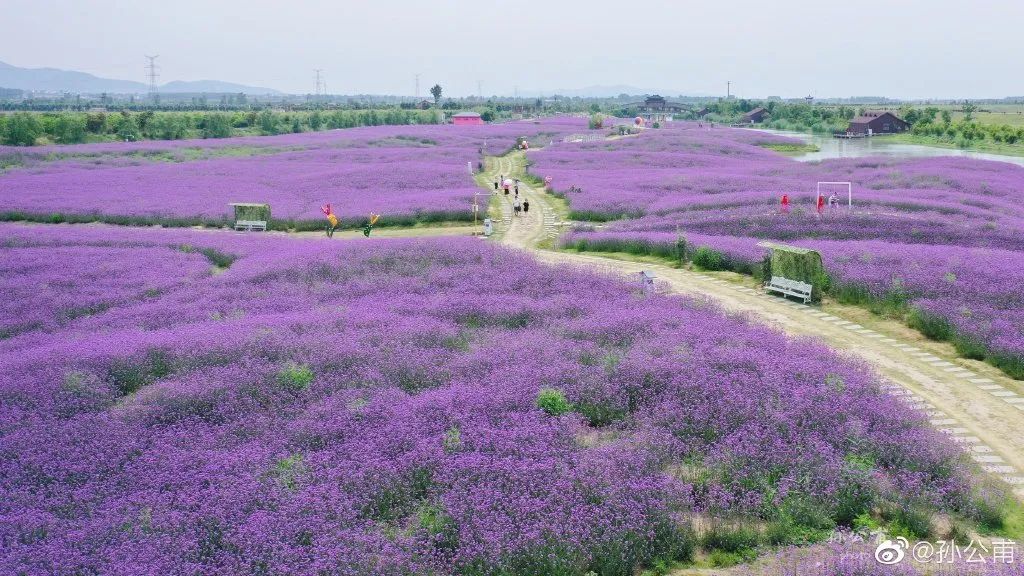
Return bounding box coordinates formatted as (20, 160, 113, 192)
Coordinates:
(234, 219, 267, 232)
(764, 276, 812, 303)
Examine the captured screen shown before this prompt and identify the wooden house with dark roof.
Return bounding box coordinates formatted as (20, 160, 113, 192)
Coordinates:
(737, 107, 768, 125)
(844, 111, 909, 136)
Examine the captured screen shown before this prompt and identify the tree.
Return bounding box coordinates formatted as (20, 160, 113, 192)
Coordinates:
(85, 112, 107, 134)
(116, 112, 140, 142)
(961, 102, 978, 122)
(53, 113, 87, 143)
(309, 111, 324, 131)
(941, 110, 952, 125)
(430, 84, 442, 105)
(258, 110, 278, 135)
(3, 113, 42, 146)
(202, 113, 233, 138)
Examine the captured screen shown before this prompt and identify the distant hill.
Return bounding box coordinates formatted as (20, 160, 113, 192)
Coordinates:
(0, 60, 281, 95)
(160, 80, 279, 94)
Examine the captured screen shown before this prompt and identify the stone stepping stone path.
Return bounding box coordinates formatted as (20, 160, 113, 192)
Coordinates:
(678, 270, 1024, 496)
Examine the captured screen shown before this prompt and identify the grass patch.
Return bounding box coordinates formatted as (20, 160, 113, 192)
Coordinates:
(889, 133, 1024, 158)
(759, 142, 821, 156)
(275, 362, 314, 392)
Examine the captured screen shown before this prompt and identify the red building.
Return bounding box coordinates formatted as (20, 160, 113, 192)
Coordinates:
(452, 112, 484, 125)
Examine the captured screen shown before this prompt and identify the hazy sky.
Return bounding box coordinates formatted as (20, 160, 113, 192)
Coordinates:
(3, 0, 1021, 99)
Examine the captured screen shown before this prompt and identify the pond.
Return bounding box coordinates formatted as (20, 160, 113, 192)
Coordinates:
(754, 128, 1024, 168)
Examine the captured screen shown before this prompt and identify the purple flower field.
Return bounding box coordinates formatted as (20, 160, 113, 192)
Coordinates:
(0, 223, 975, 575)
(535, 123, 1024, 377)
(0, 118, 585, 227)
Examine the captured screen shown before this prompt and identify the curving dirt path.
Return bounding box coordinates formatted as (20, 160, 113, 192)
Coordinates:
(486, 148, 1024, 500)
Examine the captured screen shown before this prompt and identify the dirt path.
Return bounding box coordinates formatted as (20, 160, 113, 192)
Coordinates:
(484, 149, 1024, 499)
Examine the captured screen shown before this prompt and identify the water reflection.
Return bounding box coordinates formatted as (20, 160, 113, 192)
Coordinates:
(754, 129, 1024, 168)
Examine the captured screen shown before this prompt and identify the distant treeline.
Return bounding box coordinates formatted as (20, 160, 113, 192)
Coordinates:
(0, 109, 442, 146)
(699, 101, 1024, 146)
(904, 108, 1024, 145)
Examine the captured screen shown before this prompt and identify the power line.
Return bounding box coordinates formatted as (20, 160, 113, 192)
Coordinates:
(145, 55, 159, 100)
(313, 69, 324, 99)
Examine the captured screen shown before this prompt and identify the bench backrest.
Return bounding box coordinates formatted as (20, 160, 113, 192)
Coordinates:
(770, 275, 812, 294)
(234, 220, 267, 231)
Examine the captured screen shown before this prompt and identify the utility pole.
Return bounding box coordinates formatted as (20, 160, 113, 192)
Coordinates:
(314, 69, 323, 100)
(145, 55, 159, 103)
(477, 80, 482, 100)
(727, 80, 731, 99)
(415, 73, 420, 98)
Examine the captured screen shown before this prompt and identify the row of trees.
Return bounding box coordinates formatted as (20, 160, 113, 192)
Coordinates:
(910, 115, 1024, 145)
(0, 109, 441, 146)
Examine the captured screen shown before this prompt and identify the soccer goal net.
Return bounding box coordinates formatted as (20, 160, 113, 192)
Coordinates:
(816, 182, 852, 208)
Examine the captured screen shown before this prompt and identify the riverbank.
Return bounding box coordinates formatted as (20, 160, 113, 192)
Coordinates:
(752, 128, 1024, 167)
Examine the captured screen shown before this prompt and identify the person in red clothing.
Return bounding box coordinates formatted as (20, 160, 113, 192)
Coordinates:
(321, 203, 339, 237)
(816, 193, 825, 216)
(781, 194, 790, 213)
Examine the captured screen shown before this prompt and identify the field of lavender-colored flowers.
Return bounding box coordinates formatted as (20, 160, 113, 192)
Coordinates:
(0, 118, 585, 229)
(536, 123, 1024, 378)
(0, 223, 984, 575)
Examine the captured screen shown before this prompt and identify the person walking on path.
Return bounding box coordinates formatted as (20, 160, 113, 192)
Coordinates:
(493, 179, 499, 191)
(523, 199, 530, 214)
(513, 199, 522, 217)
(321, 203, 339, 238)
(780, 194, 790, 213)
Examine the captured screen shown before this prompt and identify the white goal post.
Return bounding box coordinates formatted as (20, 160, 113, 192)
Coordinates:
(816, 181, 852, 208)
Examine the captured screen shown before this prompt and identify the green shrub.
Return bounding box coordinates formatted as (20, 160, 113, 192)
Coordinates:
(701, 523, 759, 553)
(536, 388, 572, 416)
(708, 549, 754, 567)
(108, 349, 173, 396)
(908, 308, 955, 341)
(276, 362, 314, 391)
(691, 246, 725, 270)
(990, 352, 1024, 380)
(886, 505, 932, 539)
(411, 502, 458, 551)
(953, 335, 988, 360)
(833, 477, 876, 527)
(765, 497, 835, 545)
(573, 399, 625, 427)
(853, 511, 881, 532)
(970, 484, 1012, 532)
